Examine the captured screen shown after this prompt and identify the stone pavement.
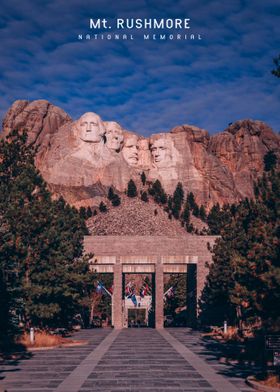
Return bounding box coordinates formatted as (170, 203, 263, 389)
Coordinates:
(0, 328, 254, 392)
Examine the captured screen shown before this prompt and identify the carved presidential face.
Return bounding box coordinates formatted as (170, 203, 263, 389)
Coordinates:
(150, 138, 172, 167)
(77, 112, 105, 143)
(105, 122, 124, 151)
(122, 135, 139, 166)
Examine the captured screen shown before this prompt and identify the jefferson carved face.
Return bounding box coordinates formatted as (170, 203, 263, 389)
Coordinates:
(105, 122, 124, 151)
(122, 135, 139, 166)
(150, 138, 172, 167)
(77, 112, 105, 143)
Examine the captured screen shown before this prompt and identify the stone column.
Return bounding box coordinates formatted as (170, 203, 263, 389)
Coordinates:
(186, 262, 197, 328)
(155, 257, 164, 329)
(112, 260, 123, 329)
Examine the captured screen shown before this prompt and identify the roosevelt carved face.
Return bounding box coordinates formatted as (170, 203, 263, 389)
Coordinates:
(77, 112, 105, 143)
(122, 135, 139, 166)
(105, 122, 124, 151)
(150, 138, 172, 167)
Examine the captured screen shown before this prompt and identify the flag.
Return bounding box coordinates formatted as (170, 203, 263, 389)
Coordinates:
(140, 283, 151, 298)
(164, 286, 175, 299)
(131, 294, 137, 307)
(96, 283, 103, 294)
(125, 281, 134, 298)
(96, 281, 112, 297)
(167, 287, 175, 298)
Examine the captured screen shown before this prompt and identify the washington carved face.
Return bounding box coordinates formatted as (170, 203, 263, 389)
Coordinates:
(77, 112, 105, 143)
(150, 138, 172, 167)
(105, 122, 124, 151)
(122, 135, 139, 166)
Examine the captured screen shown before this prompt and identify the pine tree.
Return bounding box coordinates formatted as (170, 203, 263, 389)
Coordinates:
(141, 191, 148, 202)
(111, 194, 121, 207)
(79, 207, 87, 219)
(127, 179, 137, 197)
(149, 180, 167, 204)
(0, 130, 93, 333)
(200, 169, 280, 332)
(140, 171, 146, 186)
(193, 204, 200, 217)
(181, 203, 190, 226)
(187, 192, 196, 210)
(108, 186, 115, 201)
(199, 205, 207, 221)
(272, 54, 280, 78)
(264, 151, 277, 172)
(99, 201, 107, 212)
(207, 204, 221, 234)
(172, 182, 184, 219)
(86, 206, 93, 218)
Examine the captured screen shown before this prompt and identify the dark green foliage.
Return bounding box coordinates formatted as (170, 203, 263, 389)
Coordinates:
(86, 206, 93, 218)
(200, 169, 280, 333)
(80, 206, 92, 220)
(149, 180, 167, 204)
(199, 205, 207, 221)
(107, 187, 121, 207)
(272, 54, 280, 78)
(108, 187, 115, 201)
(264, 150, 277, 172)
(0, 130, 93, 335)
(171, 182, 184, 219)
(167, 196, 172, 211)
(207, 203, 232, 235)
(93, 209, 97, 216)
(140, 171, 146, 186)
(127, 179, 137, 197)
(192, 204, 200, 217)
(164, 274, 187, 320)
(186, 192, 200, 218)
(187, 192, 195, 210)
(186, 223, 194, 233)
(111, 194, 121, 207)
(141, 191, 148, 202)
(79, 207, 87, 220)
(99, 201, 107, 212)
(181, 203, 190, 226)
(207, 203, 221, 235)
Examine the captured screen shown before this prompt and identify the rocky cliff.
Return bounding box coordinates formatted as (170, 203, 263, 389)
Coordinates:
(1, 99, 279, 208)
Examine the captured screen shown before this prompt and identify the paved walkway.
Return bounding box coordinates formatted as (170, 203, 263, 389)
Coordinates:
(0, 328, 254, 392)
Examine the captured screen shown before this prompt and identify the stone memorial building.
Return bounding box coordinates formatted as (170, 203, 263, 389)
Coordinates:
(84, 235, 218, 329)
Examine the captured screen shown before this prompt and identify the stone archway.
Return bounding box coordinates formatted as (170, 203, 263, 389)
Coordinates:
(85, 235, 217, 329)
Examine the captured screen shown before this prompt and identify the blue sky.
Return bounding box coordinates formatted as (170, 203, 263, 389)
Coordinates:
(0, 0, 279, 136)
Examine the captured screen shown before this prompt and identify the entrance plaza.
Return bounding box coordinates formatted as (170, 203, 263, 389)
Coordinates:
(0, 328, 253, 392)
(84, 235, 218, 329)
(1, 236, 255, 392)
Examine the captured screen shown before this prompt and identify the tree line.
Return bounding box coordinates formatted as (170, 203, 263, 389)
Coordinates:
(199, 152, 280, 334)
(0, 131, 96, 348)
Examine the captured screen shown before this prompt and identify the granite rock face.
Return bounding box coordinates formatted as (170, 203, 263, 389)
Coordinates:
(2, 99, 72, 144)
(2, 100, 279, 207)
(209, 120, 280, 199)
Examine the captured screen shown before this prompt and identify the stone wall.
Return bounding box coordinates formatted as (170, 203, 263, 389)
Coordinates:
(84, 235, 219, 299)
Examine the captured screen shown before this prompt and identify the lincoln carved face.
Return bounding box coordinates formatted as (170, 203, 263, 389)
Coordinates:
(77, 112, 105, 143)
(105, 122, 124, 151)
(150, 138, 172, 167)
(122, 135, 139, 166)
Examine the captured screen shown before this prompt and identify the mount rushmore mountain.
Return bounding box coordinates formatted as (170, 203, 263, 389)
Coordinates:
(1, 99, 280, 208)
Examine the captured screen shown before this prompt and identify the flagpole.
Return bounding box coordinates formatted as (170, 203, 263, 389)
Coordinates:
(97, 280, 112, 297)
(164, 286, 173, 297)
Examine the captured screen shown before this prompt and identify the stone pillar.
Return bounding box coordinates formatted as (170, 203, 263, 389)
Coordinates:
(113, 261, 123, 329)
(186, 262, 197, 328)
(155, 257, 164, 329)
